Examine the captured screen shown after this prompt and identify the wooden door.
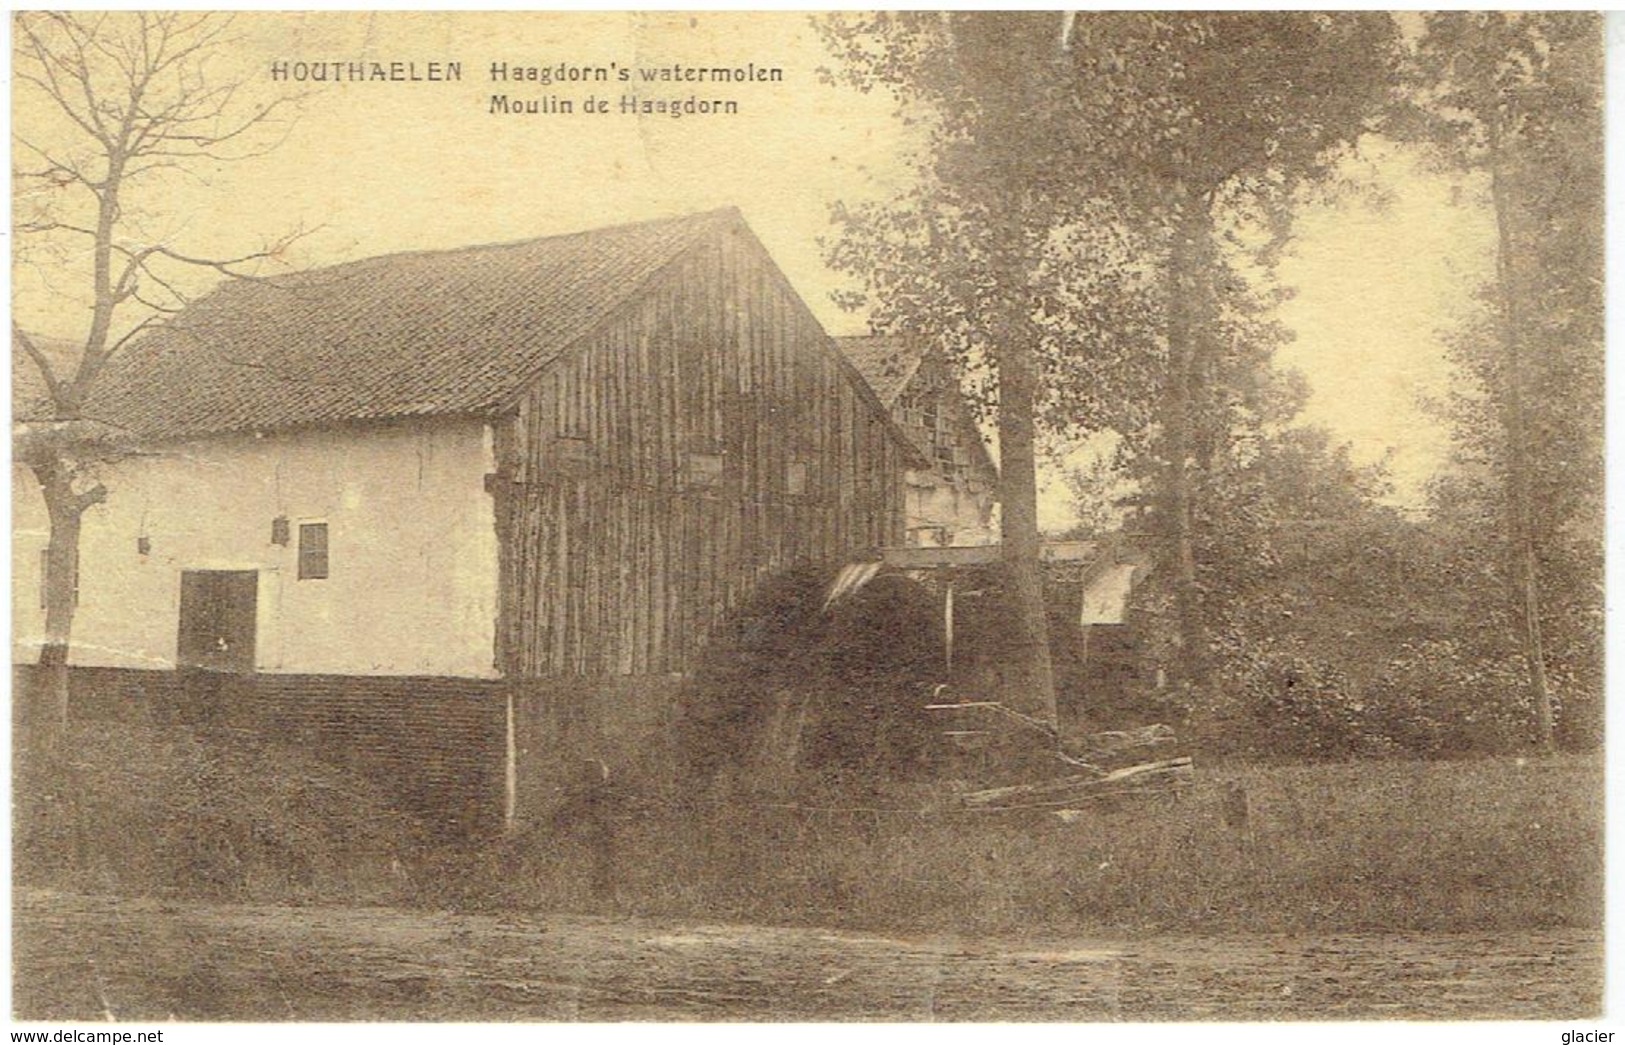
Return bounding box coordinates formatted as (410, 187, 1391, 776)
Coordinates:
(176, 570, 259, 673)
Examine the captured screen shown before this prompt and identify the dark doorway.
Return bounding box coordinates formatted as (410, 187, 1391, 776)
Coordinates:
(177, 570, 259, 673)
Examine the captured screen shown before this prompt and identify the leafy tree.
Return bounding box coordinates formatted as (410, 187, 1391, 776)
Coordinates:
(820, 13, 1400, 725)
(13, 12, 298, 743)
(1059, 439, 1138, 541)
(1408, 13, 1604, 750)
(818, 12, 1164, 724)
(1076, 13, 1400, 695)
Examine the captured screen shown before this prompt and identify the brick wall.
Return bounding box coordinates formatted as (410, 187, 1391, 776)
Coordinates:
(20, 666, 507, 837)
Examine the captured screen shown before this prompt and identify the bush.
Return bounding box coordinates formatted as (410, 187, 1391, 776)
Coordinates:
(1365, 639, 1537, 756)
(679, 564, 947, 790)
(1197, 635, 1372, 758)
(1195, 630, 1569, 759)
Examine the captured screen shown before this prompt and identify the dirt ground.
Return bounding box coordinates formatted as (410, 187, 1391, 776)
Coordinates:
(12, 888, 1601, 1022)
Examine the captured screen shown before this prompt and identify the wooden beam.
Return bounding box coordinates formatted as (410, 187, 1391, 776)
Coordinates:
(879, 539, 1098, 570)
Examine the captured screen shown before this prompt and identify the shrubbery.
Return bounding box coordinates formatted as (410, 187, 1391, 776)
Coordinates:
(1364, 639, 1537, 756)
(1201, 635, 1369, 758)
(1193, 633, 1557, 759)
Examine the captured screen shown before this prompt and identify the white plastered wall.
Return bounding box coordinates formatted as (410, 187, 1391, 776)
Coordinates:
(13, 418, 500, 678)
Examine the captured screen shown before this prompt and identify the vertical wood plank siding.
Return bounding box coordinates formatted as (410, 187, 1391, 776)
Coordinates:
(494, 227, 907, 676)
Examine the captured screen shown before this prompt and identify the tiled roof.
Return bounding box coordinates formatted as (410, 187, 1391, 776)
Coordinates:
(835, 334, 923, 408)
(83, 209, 743, 441)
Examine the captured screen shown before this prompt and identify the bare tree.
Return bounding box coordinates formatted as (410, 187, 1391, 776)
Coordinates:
(13, 12, 299, 744)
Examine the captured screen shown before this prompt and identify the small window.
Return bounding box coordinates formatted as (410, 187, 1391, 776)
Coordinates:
(684, 452, 724, 490)
(270, 516, 290, 546)
(298, 523, 329, 580)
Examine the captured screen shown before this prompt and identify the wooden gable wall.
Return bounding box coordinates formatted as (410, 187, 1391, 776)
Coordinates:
(492, 223, 908, 677)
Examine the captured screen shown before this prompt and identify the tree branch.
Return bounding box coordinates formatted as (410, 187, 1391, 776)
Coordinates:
(71, 481, 109, 514)
(16, 220, 101, 238)
(15, 10, 306, 422)
(102, 316, 159, 361)
(12, 25, 109, 147)
(12, 322, 68, 409)
(38, 14, 116, 144)
(140, 234, 309, 279)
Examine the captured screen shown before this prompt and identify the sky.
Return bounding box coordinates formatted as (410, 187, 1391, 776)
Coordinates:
(11, 10, 1490, 527)
(1275, 139, 1494, 510)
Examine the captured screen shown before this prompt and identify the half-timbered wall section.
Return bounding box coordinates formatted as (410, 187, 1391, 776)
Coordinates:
(494, 224, 909, 676)
(837, 335, 1000, 547)
(892, 357, 999, 546)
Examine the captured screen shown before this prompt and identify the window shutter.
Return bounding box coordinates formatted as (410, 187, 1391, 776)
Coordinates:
(298, 523, 329, 580)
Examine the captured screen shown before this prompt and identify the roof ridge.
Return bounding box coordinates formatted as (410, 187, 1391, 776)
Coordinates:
(261, 206, 743, 283)
(83, 207, 755, 440)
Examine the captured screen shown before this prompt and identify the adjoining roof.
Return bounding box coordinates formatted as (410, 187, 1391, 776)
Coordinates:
(82, 209, 744, 441)
(835, 334, 923, 408)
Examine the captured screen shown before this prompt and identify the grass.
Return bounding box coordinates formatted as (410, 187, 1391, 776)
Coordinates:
(17, 718, 1604, 937)
(429, 755, 1605, 937)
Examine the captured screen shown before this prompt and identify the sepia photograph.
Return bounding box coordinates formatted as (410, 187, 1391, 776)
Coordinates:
(8, 10, 1606, 1025)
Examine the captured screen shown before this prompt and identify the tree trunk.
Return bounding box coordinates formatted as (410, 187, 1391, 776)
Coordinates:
(944, 12, 1064, 729)
(31, 459, 92, 749)
(27, 453, 107, 754)
(1161, 187, 1210, 692)
(995, 315, 1058, 726)
(1488, 119, 1555, 752)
